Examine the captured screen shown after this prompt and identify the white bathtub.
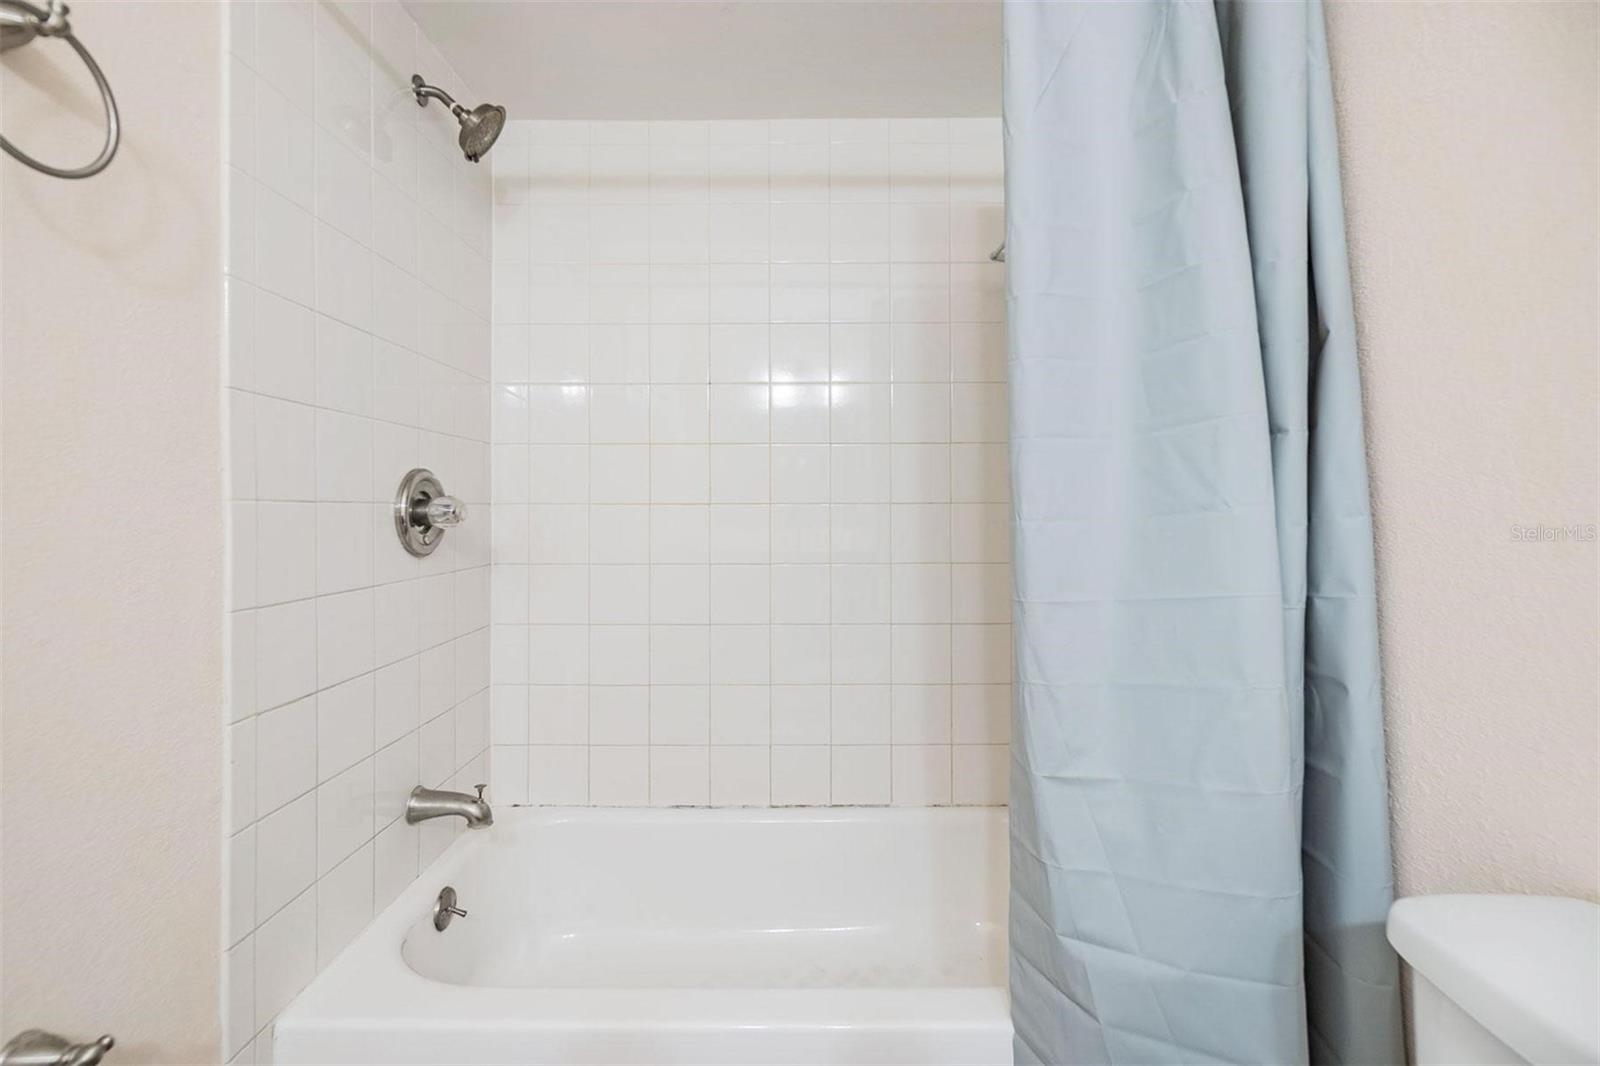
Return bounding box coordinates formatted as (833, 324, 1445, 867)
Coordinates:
(273, 806, 1012, 1065)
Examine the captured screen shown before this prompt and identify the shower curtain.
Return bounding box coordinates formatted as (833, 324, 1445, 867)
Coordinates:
(1003, 2, 1404, 1064)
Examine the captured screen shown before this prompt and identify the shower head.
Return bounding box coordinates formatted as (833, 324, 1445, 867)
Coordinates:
(411, 74, 507, 163)
(457, 102, 506, 162)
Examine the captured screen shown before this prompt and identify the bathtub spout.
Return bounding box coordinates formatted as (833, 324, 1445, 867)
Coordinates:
(406, 784, 493, 828)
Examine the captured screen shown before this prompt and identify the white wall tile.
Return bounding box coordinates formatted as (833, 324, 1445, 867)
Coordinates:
(892, 745, 952, 805)
(590, 686, 649, 744)
(255, 81, 314, 210)
(831, 624, 891, 684)
(892, 624, 952, 685)
(225, 3, 492, 1050)
(375, 733, 420, 825)
(256, 189, 316, 307)
(709, 504, 770, 564)
(890, 204, 951, 262)
(650, 625, 709, 684)
(831, 564, 891, 624)
(770, 504, 829, 563)
(890, 683, 950, 741)
(708, 325, 769, 382)
(529, 744, 588, 803)
(952, 684, 1010, 744)
(256, 696, 316, 814)
(710, 687, 770, 744)
(772, 686, 830, 745)
(225, 937, 254, 1058)
(831, 745, 890, 804)
(589, 625, 647, 684)
(772, 624, 830, 684)
(650, 445, 709, 503)
(227, 824, 257, 946)
(490, 745, 530, 804)
(255, 600, 317, 711)
(316, 674, 374, 781)
(710, 565, 769, 623)
(710, 746, 770, 805)
(486, 117, 1005, 811)
(831, 504, 891, 563)
(257, 503, 316, 604)
(830, 444, 889, 503)
(832, 685, 891, 744)
(373, 819, 418, 911)
(316, 589, 374, 688)
(773, 444, 830, 502)
(953, 623, 1012, 684)
(590, 745, 649, 805)
(529, 686, 588, 744)
(710, 625, 771, 685)
(316, 758, 374, 875)
(650, 745, 710, 806)
(953, 743, 1008, 804)
(830, 204, 890, 262)
(316, 844, 374, 968)
(587, 445, 647, 503)
(254, 398, 316, 498)
(254, 793, 315, 922)
(772, 745, 830, 805)
(772, 565, 829, 623)
(253, 889, 314, 1028)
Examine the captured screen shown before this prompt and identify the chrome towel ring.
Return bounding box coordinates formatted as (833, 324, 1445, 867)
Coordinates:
(0, 0, 119, 179)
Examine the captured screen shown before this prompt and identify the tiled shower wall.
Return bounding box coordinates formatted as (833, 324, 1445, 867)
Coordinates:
(488, 118, 1011, 808)
(222, 2, 491, 1060)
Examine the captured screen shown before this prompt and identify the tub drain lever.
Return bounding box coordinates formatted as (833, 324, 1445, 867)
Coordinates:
(433, 885, 467, 931)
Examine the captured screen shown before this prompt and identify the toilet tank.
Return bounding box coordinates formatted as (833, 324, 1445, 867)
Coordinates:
(1387, 895, 1599, 1066)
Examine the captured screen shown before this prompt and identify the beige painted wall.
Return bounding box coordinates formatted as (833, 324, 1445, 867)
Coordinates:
(1, 2, 223, 1063)
(1327, 1, 1598, 901)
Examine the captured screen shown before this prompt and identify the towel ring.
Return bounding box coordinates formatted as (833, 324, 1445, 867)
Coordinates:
(0, 0, 119, 179)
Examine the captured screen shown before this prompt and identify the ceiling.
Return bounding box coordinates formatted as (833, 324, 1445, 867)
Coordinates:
(403, 1, 1001, 120)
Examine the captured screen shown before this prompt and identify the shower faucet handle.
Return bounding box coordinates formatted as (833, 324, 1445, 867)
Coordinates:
(394, 469, 465, 558)
(423, 495, 466, 528)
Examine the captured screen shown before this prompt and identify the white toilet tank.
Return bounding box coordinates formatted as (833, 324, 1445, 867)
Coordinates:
(1387, 894, 1598, 1066)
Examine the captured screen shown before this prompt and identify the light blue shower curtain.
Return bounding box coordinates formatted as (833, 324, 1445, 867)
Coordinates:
(1004, 2, 1404, 1064)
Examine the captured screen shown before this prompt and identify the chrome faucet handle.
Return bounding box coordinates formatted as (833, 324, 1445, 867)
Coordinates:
(474, 783, 487, 801)
(1, 1030, 114, 1066)
(394, 469, 466, 557)
(424, 495, 466, 528)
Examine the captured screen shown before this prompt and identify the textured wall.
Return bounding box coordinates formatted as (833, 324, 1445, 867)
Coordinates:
(0, 2, 223, 1062)
(1327, 1, 1598, 901)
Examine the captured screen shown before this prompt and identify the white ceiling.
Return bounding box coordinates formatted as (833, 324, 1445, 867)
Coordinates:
(402, 1, 1001, 120)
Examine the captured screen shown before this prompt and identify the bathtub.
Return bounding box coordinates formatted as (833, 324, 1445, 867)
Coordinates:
(273, 806, 1011, 1065)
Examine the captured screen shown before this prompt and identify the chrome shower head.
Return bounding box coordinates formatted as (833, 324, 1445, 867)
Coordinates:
(457, 102, 506, 163)
(411, 74, 507, 163)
